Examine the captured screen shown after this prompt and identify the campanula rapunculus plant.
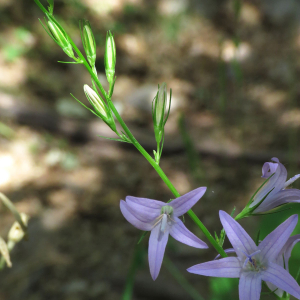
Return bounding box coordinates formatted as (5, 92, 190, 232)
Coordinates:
(266, 233, 300, 297)
(188, 211, 300, 300)
(249, 157, 300, 213)
(120, 187, 208, 280)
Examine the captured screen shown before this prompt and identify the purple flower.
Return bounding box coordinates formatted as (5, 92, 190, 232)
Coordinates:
(266, 234, 300, 297)
(250, 157, 300, 213)
(120, 187, 208, 280)
(188, 211, 300, 300)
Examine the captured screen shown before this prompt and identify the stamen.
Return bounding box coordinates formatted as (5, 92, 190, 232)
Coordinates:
(160, 214, 168, 233)
(284, 174, 300, 189)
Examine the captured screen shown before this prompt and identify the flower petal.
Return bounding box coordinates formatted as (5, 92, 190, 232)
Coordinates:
(262, 262, 300, 299)
(282, 234, 300, 272)
(254, 189, 300, 213)
(239, 272, 262, 300)
(169, 187, 206, 217)
(187, 257, 241, 278)
(262, 162, 278, 179)
(214, 248, 236, 260)
(258, 214, 298, 262)
(250, 159, 287, 208)
(219, 211, 257, 259)
(125, 196, 164, 222)
(148, 223, 169, 280)
(120, 200, 153, 231)
(169, 217, 208, 249)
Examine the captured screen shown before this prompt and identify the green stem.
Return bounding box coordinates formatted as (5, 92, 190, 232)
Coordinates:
(33, 0, 227, 258)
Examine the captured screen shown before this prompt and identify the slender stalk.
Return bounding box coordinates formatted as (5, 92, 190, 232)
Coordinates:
(33, 0, 227, 258)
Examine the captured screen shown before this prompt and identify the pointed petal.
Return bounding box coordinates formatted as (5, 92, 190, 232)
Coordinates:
(219, 211, 257, 259)
(169, 217, 208, 249)
(250, 160, 287, 208)
(262, 262, 300, 299)
(125, 196, 163, 222)
(258, 214, 298, 262)
(282, 234, 300, 272)
(120, 200, 153, 231)
(254, 189, 300, 213)
(187, 257, 241, 278)
(169, 187, 206, 217)
(148, 223, 169, 280)
(239, 272, 262, 300)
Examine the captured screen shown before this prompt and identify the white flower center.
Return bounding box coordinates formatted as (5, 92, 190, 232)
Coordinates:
(153, 206, 174, 233)
(241, 250, 266, 272)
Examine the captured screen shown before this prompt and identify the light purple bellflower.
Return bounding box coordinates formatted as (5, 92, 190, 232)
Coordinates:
(250, 157, 300, 213)
(187, 211, 300, 300)
(120, 187, 208, 280)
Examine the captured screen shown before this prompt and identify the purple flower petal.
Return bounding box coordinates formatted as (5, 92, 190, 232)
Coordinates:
(258, 214, 298, 262)
(262, 262, 300, 299)
(169, 217, 208, 249)
(148, 223, 169, 280)
(250, 159, 287, 208)
(239, 272, 262, 300)
(282, 234, 300, 272)
(120, 200, 153, 231)
(219, 211, 257, 259)
(214, 248, 236, 260)
(187, 257, 241, 278)
(169, 187, 206, 217)
(262, 162, 278, 179)
(125, 196, 164, 222)
(254, 189, 300, 213)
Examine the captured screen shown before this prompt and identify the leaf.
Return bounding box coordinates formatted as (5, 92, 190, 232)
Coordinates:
(97, 135, 131, 143)
(137, 231, 148, 244)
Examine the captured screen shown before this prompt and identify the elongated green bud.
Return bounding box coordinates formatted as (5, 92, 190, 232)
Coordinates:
(84, 85, 107, 118)
(47, 20, 74, 58)
(80, 20, 96, 67)
(152, 83, 172, 144)
(105, 31, 116, 85)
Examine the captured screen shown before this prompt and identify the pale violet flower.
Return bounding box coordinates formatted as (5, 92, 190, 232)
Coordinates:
(188, 211, 300, 300)
(266, 234, 300, 297)
(120, 187, 208, 280)
(250, 157, 300, 213)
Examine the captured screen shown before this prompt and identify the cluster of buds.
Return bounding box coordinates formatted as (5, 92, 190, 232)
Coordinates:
(152, 83, 172, 163)
(83, 84, 117, 132)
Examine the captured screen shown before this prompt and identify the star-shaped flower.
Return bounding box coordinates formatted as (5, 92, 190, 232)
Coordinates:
(120, 187, 208, 280)
(250, 157, 300, 213)
(188, 211, 300, 300)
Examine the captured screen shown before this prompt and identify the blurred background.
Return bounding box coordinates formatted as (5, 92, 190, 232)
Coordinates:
(0, 0, 300, 299)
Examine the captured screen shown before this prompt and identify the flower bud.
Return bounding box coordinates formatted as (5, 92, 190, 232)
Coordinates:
(80, 20, 96, 67)
(152, 83, 171, 144)
(8, 213, 29, 244)
(84, 85, 107, 118)
(47, 20, 74, 58)
(104, 31, 116, 85)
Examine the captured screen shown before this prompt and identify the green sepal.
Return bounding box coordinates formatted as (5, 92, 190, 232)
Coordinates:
(97, 135, 131, 143)
(137, 231, 149, 244)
